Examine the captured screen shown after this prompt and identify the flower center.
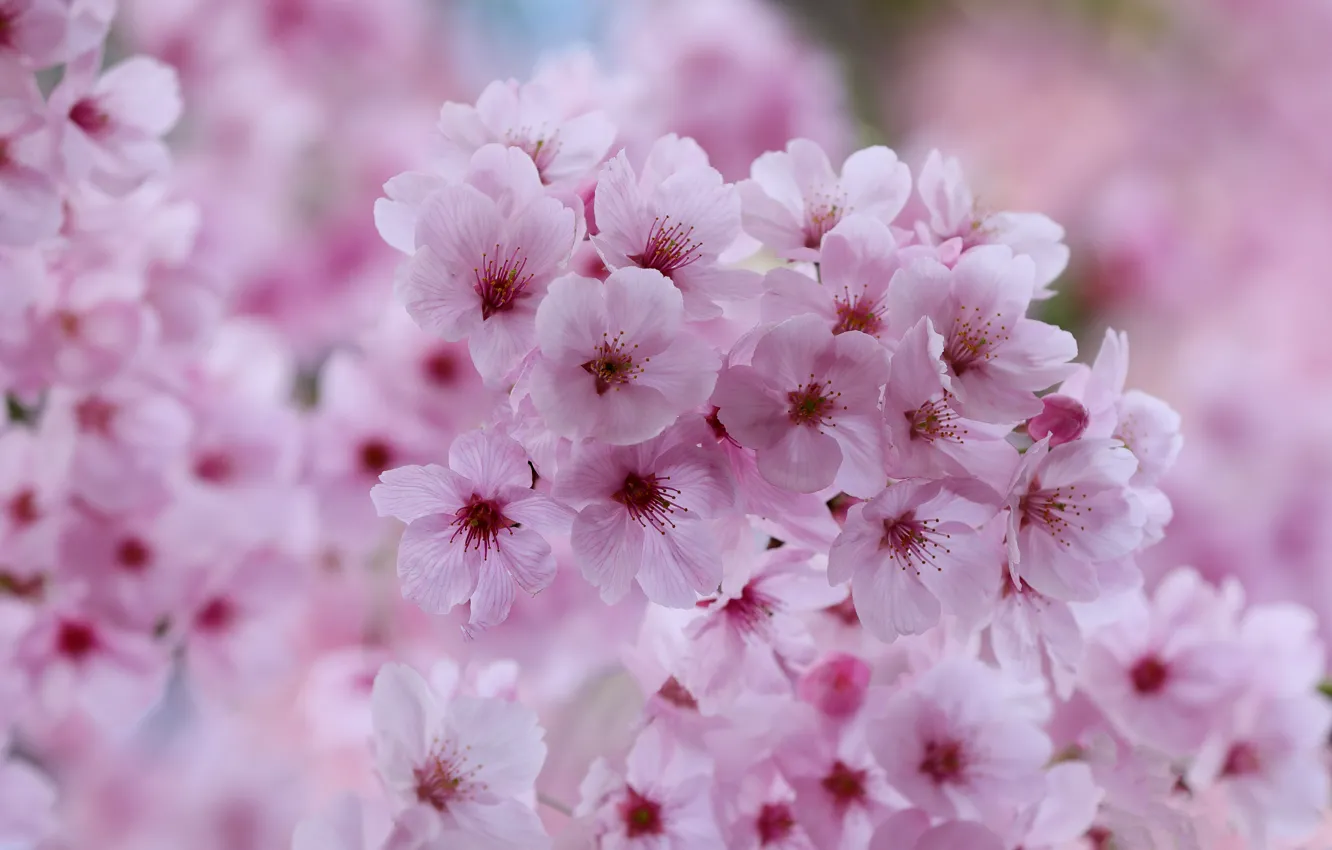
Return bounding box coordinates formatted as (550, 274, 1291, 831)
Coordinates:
(1129, 655, 1169, 694)
(580, 332, 642, 395)
(619, 787, 664, 837)
(75, 396, 117, 435)
(803, 193, 846, 249)
(57, 619, 98, 661)
(832, 293, 883, 336)
(612, 472, 683, 533)
(194, 451, 236, 484)
(1019, 481, 1087, 547)
(358, 438, 395, 475)
(919, 739, 966, 784)
(656, 676, 698, 710)
(786, 381, 838, 427)
(943, 306, 1007, 376)
(720, 581, 779, 635)
(8, 488, 39, 527)
(629, 216, 702, 276)
(473, 245, 532, 320)
(195, 597, 236, 632)
(1220, 742, 1261, 777)
(69, 98, 111, 136)
(879, 512, 951, 574)
(909, 396, 965, 443)
(755, 802, 796, 845)
(413, 746, 477, 812)
(506, 128, 560, 182)
(116, 537, 152, 572)
(820, 760, 867, 810)
(421, 349, 457, 386)
(449, 495, 513, 557)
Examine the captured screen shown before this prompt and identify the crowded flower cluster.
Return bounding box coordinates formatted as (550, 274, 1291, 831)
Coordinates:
(0, 1, 1327, 849)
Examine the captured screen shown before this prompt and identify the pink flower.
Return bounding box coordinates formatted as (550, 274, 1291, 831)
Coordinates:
(554, 418, 734, 607)
(989, 575, 1083, 698)
(796, 653, 872, 723)
(1080, 568, 1244, 755)
(912, 150, 1069, 297)
(0, 756, 56, 844)
(0, 0, 70, 67)
(1004, 437, 1143, 602)
(371, 662, 550, 849)
(530, 267, 719, 445)
(592, 135, 759, 320)
(714, 313, 888, 496)
(870, 810, 1004, 850)
(888, 246, 1076, 424)
(577, 722, 724, 849)
(773, 704, 894, 850)
(1027, 393, 1090, 446)
(0, 65, 61, 246)
(828, 480, 999, 643)
(722, 766, 816, 850)
(739, 138, 911, 261)
(881, 316, 1018, 491)
(51, 50, 182, 192)
(760, 214, 922, 341)
(868, 657, 1052, 821)
(683, 544, 844, 706)
(395, 144, 579, 383)
(436, 77, 616, 188)
(370, 429, 573, 632)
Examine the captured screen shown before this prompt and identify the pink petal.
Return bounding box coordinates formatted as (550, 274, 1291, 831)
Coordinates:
(757, 425, 841, 494)
(467, 561, 516, 630)
(0, 165, 61, 246)
(571, 502, 643, 604)
(637, 519, 721, 608)
(602, 267, 684, 353)
(396, 515, 479, 614)
(397, 246, 481, 341)
(714, 366, 788, 450)
(97, 56, 181, 135)
(466, 309, 537, 384)
(371, 464, 469, 522)
(447, 430, 530, 491)
(414, 184, 504, 275)
(494, 528, 556, 596)
(533, 273, 607, 364)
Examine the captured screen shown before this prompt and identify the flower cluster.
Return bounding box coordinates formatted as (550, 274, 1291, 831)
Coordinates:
(1, 3, 1327, 849)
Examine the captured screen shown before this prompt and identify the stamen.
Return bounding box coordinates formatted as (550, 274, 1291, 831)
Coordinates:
(879, 511, 952, 574)
(629, 216, 702, 276)
(919, 739, 966, 784)
(580, 331, 644, 395)
(832, 291, 884, 336)
(449, 494, 515, 557)
(473, 244, 533, 319)
(612, 472, 683, 533)
(787, 378, 840, 427)
(943, 305, 1008, 376)
(908, 395, 967, 443)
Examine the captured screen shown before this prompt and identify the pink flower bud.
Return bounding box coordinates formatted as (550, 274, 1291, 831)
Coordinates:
(798, 652, 871, 719)
(1028, 394, 1090, 446)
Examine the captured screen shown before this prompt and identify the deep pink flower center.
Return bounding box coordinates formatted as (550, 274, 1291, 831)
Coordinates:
(195, 597, 236, 632)
(0, 570, 44, 600)
(9, 488, 39, 527)
(613, 472, 682, 533)
(1019, 480, 1086, 546)
(116, 537, 152, 572)
(803, 195, 845, 249)
(943, 307, 1006, 376)
(449, 495, 513, 557)
(720, 581, 779, 634)
(1086, 826, 1114, 849)
(705, 406, 738, 445)
(194, 451, 236, 484)
(879, 512, 950, 573)
(580, 332, 641, 395)
(629, 216, 701, 276)
(357, 438, 395, 475)
(1130, 655, 1169, 694)
(618, 787, 664, 837)
(832, 293, 883, 336)
(57, 619, 99, 660)
(755, 802, 796, 845)
(69, 98, 111, 136)
(909, 396, 965, 443)
(821, 760, 867, 809)
(919, 739, 966, 784)
(413, 748, 476, 811)
(473, 245, 532, 320)
(786, 381, 838, 426)
(0, 139, 9, 170)
(75, 396, 117, 435)
(1221, 742, 1262, 777)
(656, 675, 698, 710)
(421, 349, 458, 386)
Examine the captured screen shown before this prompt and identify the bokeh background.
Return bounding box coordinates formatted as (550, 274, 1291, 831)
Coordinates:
(25, 0, 1330, 845)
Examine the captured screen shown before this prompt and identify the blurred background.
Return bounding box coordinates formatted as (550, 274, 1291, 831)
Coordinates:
(34, 0, 1329, 845)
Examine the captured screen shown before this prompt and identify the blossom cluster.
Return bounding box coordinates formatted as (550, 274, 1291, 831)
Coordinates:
(0, 2, 1327, 849)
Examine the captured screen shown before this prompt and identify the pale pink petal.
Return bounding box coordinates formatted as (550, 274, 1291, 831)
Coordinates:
(0, 165, 61, 246)
(571, 502, 643, 604)
(97, 56, 181, 135)
(414, 184, 504, 275)
(494, 528, 556, 595)
(603, 266, 684, 354)
(466, 310, 537, 384)
(758, 425, 841, 494)
(371, 464, 468, 522)
(468, 561, 516, 630)
(397, 515, 479, 614)
(447, 430, 530, 491)
(637, 518, 721, 607)
(713, 366, 787, 450)
(397, 247, 480, 341)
